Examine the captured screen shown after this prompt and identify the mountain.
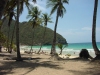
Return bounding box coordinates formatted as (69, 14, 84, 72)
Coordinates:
(1, 19, 67, 45)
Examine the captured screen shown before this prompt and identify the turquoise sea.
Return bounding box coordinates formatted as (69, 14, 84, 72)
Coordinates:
(20, 42, 100, 54)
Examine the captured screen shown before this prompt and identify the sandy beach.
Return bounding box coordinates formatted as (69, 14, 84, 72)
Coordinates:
(0, 49, 100, 75)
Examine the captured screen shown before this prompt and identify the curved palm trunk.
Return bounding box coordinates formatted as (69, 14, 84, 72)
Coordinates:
(16, 0, 22, 61)
(7, 26, 10, 53)
(30, 28, 35, 53)
(0, 0, 8, 19)
(92, 0, 100, 58)
(51, 14, 59, 54)
(38, 27, 47, 54)
(10, 22, 16, 53)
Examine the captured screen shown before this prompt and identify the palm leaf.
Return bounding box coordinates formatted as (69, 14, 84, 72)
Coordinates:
(50, 3, 59, 15)
(57, 43, 63, 50)
(63, 0, 69, 4)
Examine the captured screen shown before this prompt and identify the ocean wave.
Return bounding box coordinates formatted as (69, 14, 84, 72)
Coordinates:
(20, 46, 100, 52)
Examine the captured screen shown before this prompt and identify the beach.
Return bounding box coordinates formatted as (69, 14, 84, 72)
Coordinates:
(20, 42, 99, 58)
(0, 49, 100, 75)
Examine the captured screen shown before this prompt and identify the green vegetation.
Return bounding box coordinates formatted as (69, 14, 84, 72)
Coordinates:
(37, 13, 53, 54)
(1, 19, 67, 46)
(0, 31, 6, 44)
(57, 43, 68, 55)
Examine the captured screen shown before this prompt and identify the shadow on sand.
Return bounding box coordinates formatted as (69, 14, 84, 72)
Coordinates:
(0, 58, 63, 75)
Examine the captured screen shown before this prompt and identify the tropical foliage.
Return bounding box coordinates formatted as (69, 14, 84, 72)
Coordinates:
(1, 19, 67, 46)
(0, 31, 6, 44)
(37, 13, 53, 53)
(57, 43, 68, 55)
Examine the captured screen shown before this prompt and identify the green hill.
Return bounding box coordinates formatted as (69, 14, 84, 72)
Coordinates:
(1, 19, 67, 45)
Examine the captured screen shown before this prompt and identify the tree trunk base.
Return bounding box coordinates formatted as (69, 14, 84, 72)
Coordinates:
(91, 54, 100, 62)
(16, 58, 23, 62)
(49, 53, 61, 61)
(94, 54, 100, 60)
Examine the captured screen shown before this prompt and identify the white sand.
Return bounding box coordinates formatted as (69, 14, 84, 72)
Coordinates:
(0, 49, 100, 75)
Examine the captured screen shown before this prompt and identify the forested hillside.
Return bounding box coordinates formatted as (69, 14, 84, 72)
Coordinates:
(1, 19, 67, 45)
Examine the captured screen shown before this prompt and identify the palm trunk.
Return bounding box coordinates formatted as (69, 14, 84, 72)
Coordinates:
(92, 0, 100, 55)
(0, 0, 8, 19)
(16, 0, 22, 61)
(51, 14, 59, 54)
(59, 49, 63, 55)
(7, 26, 10, 53)
(10, 22, 16, 53)
(30, 28, 35, 53)
(38, 27, 47, 54)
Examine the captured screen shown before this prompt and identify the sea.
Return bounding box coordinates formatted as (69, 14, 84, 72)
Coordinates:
(20, 42, 100, 57)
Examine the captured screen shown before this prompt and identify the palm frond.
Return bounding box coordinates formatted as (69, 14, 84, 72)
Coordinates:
(63, 0, 69, 4)
(62, 6, 66, 13)
(47, 0, 69, 17)
(46, 0, 57, 8)
(57, 43, 63, 50)
(27, 6, 41, 28)
(41, 13, 53, 27)
(50, 3, 59, 15)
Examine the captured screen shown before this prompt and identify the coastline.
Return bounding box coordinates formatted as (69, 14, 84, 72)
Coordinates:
(19, 42, 99, 59)
(20, 50, 95, 59)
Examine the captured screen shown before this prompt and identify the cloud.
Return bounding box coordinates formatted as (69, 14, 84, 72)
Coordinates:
(57, 29, 86, 37)
(82, 27, 100, 31)
(82, 27, 92, 31)
(96, 27, 100, 31)
(29, 1, 46, 11)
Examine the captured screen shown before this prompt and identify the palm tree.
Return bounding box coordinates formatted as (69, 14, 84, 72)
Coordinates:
(6, 0, 37, 60)
(27, 6, 41, 53)
(0, 0, 37, 58)
(92, 0, 100, 59)
(57, 43, 68, 55)
(16, 0, 22, 61)
(0, 0, 37, 19)
(37, 13, 52, 54)
(9, 15, 17, 53)
(1, 0, 30, 54)
(6, 11, 15, 53)
(47, 0, 69, 54)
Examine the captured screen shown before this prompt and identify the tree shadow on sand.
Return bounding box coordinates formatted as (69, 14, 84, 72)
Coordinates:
(0, 58, 63, 75)
(68, 62, 100, 75)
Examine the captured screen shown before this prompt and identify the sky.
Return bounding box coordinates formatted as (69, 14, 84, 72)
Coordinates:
(19, 0, 100, 43)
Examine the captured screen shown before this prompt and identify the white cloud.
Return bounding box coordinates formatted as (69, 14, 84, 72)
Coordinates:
(82, 27, 92, 31)
(96, 27, 100, 31)
(81, 27, 100, 31)
(29, 1, 46, 11)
